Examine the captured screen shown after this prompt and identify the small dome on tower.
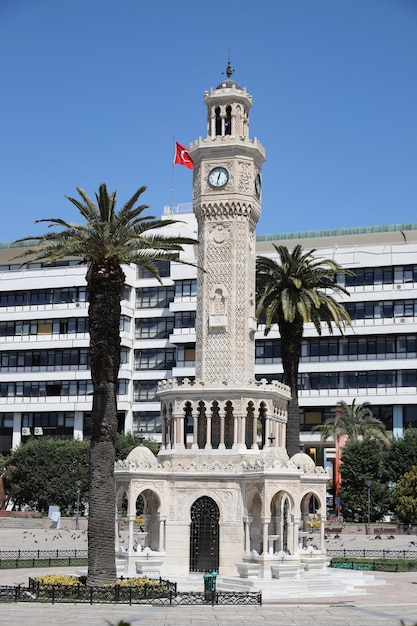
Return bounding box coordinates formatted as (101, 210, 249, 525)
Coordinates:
(216, 78, 241, 90)
(126, 445, 158, 469)
(290, 451, 316, 473)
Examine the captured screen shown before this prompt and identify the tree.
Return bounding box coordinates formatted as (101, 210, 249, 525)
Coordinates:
(313, 400, 390, 445)
(392, 465, 417, 525)
(339, 438, 391, 523)
(3, 438, 89, 513)
(383, 427, 417, 483)
(314, 400, 389, 513)
(14, 183, 196, 586)
(256, 244, 351, 456)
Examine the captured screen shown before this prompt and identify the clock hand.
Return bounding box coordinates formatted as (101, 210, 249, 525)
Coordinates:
(217, 173, 221, 184)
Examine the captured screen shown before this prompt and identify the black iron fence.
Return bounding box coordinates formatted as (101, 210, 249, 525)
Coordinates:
(0, 549, 88, 569)
(0, 578, 261, 606)
(331, 561, 417, 572)
(154, 590, 262, 606)
(0, 576, 176, 605)
(327, 549, 417, 559)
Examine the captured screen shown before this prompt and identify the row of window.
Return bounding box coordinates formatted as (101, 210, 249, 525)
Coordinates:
(337, 264, 417, 287)
(0, 318, 89, 337)
(299, 369, 417, 390)
(0, 315, 130, 338)
(0, 349, 89, 370)
(345, 299, 417, 320)
(0, 287, 88, 307)
(0, 379, 129, 397)
(255, 335, 417, 363)
(0, 348, 130, 372)
(0, 260, 82, 272)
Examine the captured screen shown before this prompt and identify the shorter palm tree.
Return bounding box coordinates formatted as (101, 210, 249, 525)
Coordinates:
(313, 399, 390, 445)
(314, 399, 390, 514)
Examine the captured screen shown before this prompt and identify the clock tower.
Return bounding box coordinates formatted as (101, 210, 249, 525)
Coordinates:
(116, 66, 328, 580)
(189, 60, 265, 384)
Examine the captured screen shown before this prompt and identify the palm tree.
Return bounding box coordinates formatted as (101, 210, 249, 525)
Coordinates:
(256, 244, 351, 457)
(14, 184, 197, 586)
(313, 399, 390, 515)
(313, 399, 390, 445)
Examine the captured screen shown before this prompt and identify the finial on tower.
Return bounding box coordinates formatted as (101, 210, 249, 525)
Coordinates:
(222, 50, 235, 80)
(216, 51, 240, 89)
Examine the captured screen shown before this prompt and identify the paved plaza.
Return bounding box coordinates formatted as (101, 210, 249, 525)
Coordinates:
(0, 527, 416, 625)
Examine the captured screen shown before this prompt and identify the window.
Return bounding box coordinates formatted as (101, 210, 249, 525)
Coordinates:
(136, 285, 175, 308)
(175, 280, 197, 298)
(133, 411, 162, 434)
(177, 345, 196, 366)
(255, 340, 281, 363)
(21, 412, 75, 439)
(120, 315, 131, 333)
(174, 311, 196, 328)
(404, 405, 417, 428)
(136, 260, 171, 279)
(133, 380, 159, 402)
(135, 317, 174, 339)
(134, 348, 176, 371)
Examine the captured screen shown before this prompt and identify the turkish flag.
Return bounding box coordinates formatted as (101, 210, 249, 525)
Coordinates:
(174, 141, 193, 169)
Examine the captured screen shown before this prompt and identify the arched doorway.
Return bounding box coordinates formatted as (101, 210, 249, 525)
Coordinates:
(189, 496, 220, 572)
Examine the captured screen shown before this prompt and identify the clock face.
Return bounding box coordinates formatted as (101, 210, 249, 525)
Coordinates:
(255, 173, 262, 195)
(208, 166, 229, 188)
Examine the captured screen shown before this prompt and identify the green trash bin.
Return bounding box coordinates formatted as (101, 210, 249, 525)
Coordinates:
(203, 572, 217, 601)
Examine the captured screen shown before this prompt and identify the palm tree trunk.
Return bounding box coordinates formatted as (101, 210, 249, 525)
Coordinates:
(279, 319, 303, 457)
(86, 263, 124, 586)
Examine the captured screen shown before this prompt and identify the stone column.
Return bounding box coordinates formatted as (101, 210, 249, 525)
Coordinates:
(243, 516, 252, 554)
(233, 413, 238, 446)
(192, 415, 198, 449)
(161, 414, 167, 450)
(127, 514, 135, 554)
(219, 411, 226, 450)
(240, 414, 246, 448)
(205, 412, 212, 450)
(251, 413, 258, 449)
(158, 516, 166, 552)
(288, 515, 294, 555)
(293, 517, 300, 554)
(261, 517, 270, 555)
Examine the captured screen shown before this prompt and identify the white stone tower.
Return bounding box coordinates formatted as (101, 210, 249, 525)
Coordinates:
(115, 65, 328, 579)
(158, 61, 289, 452)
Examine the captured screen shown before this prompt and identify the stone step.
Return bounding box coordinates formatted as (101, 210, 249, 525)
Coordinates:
(0, 518, 43, 529)
(216, 570, 383, 600)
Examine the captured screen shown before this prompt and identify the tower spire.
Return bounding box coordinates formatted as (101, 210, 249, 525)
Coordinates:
(223, 50, 235, 80)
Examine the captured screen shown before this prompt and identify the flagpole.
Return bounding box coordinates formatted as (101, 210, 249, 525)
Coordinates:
(171, 136, 175, 209)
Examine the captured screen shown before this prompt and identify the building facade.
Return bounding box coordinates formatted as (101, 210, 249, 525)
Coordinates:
(2, 221, 417, 468)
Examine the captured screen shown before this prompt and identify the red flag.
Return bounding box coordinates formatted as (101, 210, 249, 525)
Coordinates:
(174, 141, 193, 169)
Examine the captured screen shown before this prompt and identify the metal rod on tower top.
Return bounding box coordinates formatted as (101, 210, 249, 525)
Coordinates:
(170, 137, 175, 209)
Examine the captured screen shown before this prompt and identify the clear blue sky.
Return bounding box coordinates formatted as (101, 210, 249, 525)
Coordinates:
(1, 0, 416, 242)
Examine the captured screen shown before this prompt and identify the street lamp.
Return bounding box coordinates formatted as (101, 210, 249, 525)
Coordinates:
(365, 479, 372, 536)
(75, 480, 82, 530)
